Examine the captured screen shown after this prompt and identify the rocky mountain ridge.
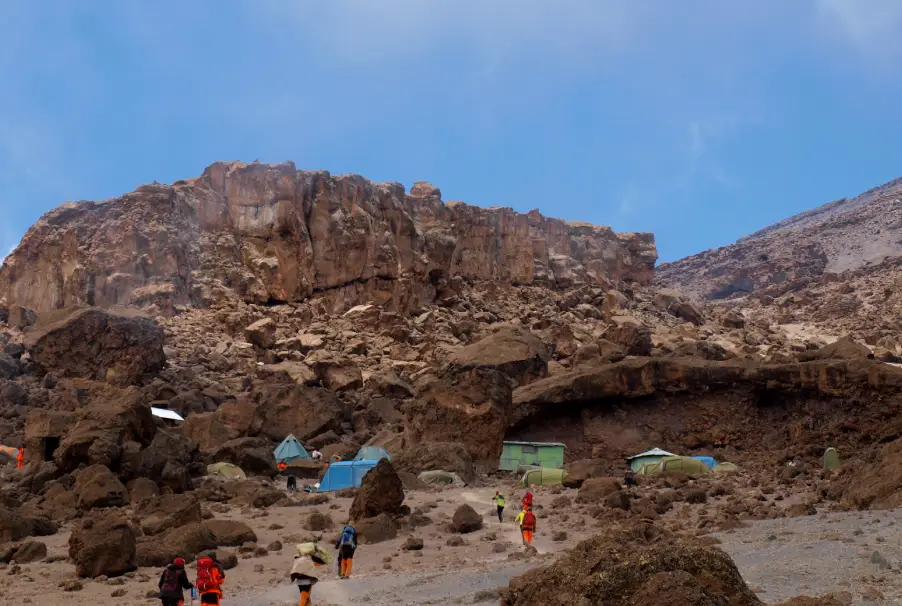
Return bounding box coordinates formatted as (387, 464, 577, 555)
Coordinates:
(0, 161, 656, 316)
(1, 162, 902, 604)
(657, 176, 902, 300)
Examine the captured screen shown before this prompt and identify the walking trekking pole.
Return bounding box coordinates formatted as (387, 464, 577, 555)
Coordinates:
(190, 586, 197, 606)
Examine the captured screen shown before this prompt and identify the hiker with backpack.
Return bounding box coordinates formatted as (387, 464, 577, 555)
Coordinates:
(493, 491, 506, 522)
(291, 544, 329, 606)
(334, 525, 357, 579)
(515, 505, 536, 546)
(195, 552, 226, 605)
(157, 557, 194, 606)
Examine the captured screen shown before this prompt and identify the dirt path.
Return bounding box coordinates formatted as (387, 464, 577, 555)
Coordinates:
(237, 561, 534, 606)
(460, 489, 549, 554)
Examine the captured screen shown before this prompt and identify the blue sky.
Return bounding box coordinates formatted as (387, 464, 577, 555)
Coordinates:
(2, 1, 902, 263)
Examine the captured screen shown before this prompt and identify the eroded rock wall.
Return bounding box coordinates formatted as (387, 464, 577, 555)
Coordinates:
(0, 162, 657, 314)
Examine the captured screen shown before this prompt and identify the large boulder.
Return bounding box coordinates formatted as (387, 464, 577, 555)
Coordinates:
(0, 505, 58, 542)
(603, 315, 652, 356)
(451, 504, 483, 533)
(563, 459, 609, 489)
(52, 386, 157, 474)
(349, 460, 405, 521)
(502, 524, 762, 605)
(447, 326, 549, 387)
(135, 493, 203, 536)
(312, 358, 363, 392)
(136, 522, 217, 567)
(128, 478, 161, 504)
(69, 509, 137, 578)
(393, 442, 476, 486)
(204, 519, 257, 546)
(354, 513, 398, 545)
(826, 437, 902, 509)
(804, 335, 871, 361)
(120, 428, 199, 493)
(0, 539, 47, 564)
(73, 464, 129, 509)
(208, 437, 278, 478)
(577, 477, 623, 503)
(244, 318, 277, 349)
(8, 305, 36, 329)
(181, 399, 254, 452)
(246, 381, 346, 443)
(404, 367, 511, 469)
(25, 307, 165, 385)
(366, 370, 415, 399)
(0, 353, 19, 379)
(653, 288, 705, 326)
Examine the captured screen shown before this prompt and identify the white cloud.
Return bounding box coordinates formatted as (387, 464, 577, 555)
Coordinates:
(255, 1, 648, 67)
(817, 0, 902, 58)
(618, 185, 640, 216)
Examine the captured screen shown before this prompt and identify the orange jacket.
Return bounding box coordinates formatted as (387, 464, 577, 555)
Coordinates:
(196, 558, 225, 596)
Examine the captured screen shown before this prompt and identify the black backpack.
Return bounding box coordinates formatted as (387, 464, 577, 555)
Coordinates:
(162, 567, 181, 592)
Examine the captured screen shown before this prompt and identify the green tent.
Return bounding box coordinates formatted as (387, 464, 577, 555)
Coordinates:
(637, 456, 709, 476)
(823, 447, 840, 470)
(635, 461, 661, 476)
(518, 467, 567, 488)
(418, 470, 465, 486)
(626, 448, 676, 472)
(712, 462, 739, 474)
(206, 462, 247, 480)
(657, 456, 709, 474)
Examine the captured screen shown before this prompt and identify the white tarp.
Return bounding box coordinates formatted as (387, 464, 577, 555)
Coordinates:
(150, 407, 184, 422)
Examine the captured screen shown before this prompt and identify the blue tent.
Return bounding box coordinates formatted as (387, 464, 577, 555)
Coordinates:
(354, 446, 390, 462)
(318, 460, 380, 492)
(274, 434, 311, 464)
(691, 456, 717, 470)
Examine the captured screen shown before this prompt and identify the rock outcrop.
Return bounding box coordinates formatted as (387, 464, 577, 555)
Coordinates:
(349, 460, 405, 521)
(68, 509, 137, 578)
(404, 367, 511, 469)
(24, 307, 165, 386)
(0, 162, 657, 314)
(446, 325, 549, 387)
(502, 524, 762, 605)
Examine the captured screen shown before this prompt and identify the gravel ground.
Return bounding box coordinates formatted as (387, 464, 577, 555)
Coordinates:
(237, 561, 535, 606)
(717, 509, 902, 605)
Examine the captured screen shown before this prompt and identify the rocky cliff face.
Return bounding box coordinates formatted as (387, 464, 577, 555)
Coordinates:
(0, 161, 657, 314)
(657, 177, 902, 300)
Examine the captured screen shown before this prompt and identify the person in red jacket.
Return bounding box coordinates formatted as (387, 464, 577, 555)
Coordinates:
(16, 448, 23, 469)
(195, 553, 226, 605)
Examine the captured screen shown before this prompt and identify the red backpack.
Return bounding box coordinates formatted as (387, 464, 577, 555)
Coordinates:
(522, 510, 536, 531)
(196, 558, 222, 594)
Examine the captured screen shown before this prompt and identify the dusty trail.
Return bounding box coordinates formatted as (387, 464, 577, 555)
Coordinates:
(460, 489, 549, 554)
(237, 563, 532, 605)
